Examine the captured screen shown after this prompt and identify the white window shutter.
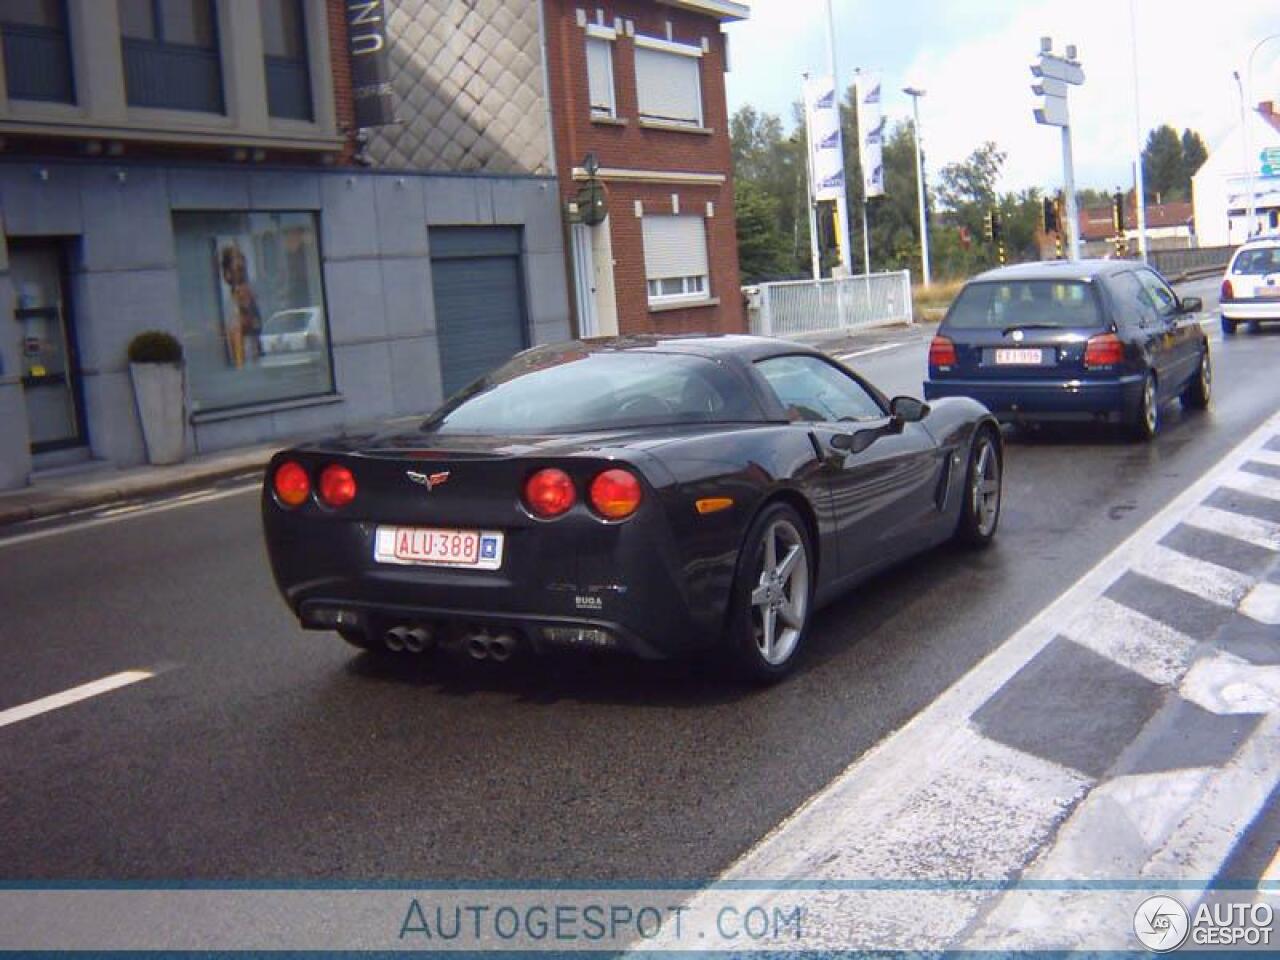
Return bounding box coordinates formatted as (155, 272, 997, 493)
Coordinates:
(586, 37, 613, 114)
(642, 216, 709, 280)
(635, 47, 701, 124)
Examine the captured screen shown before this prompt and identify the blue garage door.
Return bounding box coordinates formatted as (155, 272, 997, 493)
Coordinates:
(430, 226, 528, 397)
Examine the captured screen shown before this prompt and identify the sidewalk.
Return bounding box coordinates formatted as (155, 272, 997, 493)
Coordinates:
(0, 443, 280, 529)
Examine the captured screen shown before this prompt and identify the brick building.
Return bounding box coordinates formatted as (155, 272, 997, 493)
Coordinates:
(541, 0, 748, 336)
(0, 0, 571, 490)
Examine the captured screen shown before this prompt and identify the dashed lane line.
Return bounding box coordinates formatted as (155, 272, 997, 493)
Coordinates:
(0, 670, 158, 730)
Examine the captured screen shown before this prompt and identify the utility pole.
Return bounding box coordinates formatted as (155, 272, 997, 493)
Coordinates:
(903, 86, 931, 287)
(1032, 38, 1084, 261)
(1128, 0, 1147, 261)
(800, 72, 821, 280)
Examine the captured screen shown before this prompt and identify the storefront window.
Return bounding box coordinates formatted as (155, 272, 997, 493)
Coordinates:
(173, 211, 333, 413)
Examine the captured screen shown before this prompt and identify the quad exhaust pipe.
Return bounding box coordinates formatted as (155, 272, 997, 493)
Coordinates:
(465, 631, 517, 662)
(383, 625, 433, 654)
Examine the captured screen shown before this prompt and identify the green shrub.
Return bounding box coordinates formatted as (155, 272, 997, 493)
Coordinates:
(127, 330, 184, 364)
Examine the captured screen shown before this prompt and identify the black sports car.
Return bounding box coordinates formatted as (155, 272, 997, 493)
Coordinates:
(262, 334, 1003, 681)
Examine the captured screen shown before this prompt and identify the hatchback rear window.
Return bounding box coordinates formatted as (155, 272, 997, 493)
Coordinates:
(945, 280, 1103, 330)
(1230, 247, 1280, 275)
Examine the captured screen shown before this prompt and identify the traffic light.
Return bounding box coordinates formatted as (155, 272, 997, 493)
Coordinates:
(991, 209, 1003, 245)
(1111, 191, 1124, 235)
(982, 210, 994, 242)
(1043, 197, 1059, 234)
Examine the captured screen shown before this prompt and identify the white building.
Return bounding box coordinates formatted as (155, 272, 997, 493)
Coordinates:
(1192, 100, 1280, 247)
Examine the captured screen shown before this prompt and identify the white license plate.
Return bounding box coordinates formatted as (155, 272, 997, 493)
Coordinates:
(1258, 285, 1280, 298)
(995, 348, 1044, 365)
(374, 526, 504, 570)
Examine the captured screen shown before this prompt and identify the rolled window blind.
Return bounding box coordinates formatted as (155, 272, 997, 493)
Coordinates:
(635, 46, 700, 124)
(642, 216, 709, 280)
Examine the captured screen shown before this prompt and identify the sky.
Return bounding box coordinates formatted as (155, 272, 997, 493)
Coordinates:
(724, 0, 1280, 196)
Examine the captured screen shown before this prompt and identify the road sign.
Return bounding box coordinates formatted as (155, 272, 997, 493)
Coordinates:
(1034, 95, 1068, 127)
(1031, 76, 1069, 97)
(1032, 54, 1084, 85)
(1262, 147, 1280, 164)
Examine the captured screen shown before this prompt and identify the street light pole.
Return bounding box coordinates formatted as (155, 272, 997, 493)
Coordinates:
(903, 86, 931, 286)
(1128, 0, 1147, 261)
(1233, 70, 1249, 244)
(1244, 34, 1280, 238)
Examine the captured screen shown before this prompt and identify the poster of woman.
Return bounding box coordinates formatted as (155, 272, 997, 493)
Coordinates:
(215, 237, 263, 369)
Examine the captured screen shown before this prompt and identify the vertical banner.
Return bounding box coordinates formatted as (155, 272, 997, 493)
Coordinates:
(856, 71, 885, 198)
(803, 76, 846, 202)
(346, 0, 396, 128)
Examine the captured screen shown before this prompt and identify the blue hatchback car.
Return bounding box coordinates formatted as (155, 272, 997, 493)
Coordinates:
(923, 260, 1211, 440)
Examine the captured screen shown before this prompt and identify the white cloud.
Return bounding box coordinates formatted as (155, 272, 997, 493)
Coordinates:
(727, 0, 1280, 195)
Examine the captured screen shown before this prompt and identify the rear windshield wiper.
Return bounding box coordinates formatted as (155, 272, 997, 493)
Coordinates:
(1000, 322, 1065, 335)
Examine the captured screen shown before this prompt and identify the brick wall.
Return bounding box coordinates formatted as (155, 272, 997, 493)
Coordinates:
(543, 0, 744, 334)
(326, 0, 357, 165)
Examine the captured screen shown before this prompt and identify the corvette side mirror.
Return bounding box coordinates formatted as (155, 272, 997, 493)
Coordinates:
(889, 396, 930, 423)
(832, 427, 884, 454)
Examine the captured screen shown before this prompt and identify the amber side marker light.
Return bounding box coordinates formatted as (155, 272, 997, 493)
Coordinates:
(695, 497, 734, 515)
(273, 461, 311, 507)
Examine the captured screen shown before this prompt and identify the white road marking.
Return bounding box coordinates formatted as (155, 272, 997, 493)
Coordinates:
(1183, 504, 1280, 551)
(0, 670, 156, 730)
(1250, 448, 1280, 467)
(1240, 582, 1280, 625)
(1128, 542, 1255, 608)
(1222, 469, 1280, 501)
(0, 483, 259, 549)
(837, 341, 910, 361)
(1180, 653, 1280, 714)
(674, 412, 1280, 950)
(1059, 596, 1196, 687)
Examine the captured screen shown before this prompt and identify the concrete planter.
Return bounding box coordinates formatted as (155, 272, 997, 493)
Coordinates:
(129, 362, 186, 466)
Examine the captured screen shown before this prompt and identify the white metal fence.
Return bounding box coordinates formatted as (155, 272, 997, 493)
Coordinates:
(745, 270, 913, 339)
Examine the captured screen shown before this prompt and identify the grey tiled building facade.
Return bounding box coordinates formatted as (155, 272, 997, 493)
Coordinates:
(0, 0, 570, 490)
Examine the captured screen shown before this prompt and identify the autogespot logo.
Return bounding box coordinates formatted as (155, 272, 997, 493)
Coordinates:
(1134, 895, 1190, 952)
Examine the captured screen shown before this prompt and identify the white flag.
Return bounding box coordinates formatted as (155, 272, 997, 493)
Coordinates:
(803, 76, 846, 202)
(856, 71, 885, 198)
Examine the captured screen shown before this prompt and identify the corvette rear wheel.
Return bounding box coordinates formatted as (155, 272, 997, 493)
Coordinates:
(726, 503, 812, 683)
(955, 429, 1001, 548)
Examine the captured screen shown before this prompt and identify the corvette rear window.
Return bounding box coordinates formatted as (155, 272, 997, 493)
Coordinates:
(422, 349, 761, 434)
(945, 279, 1103, 329)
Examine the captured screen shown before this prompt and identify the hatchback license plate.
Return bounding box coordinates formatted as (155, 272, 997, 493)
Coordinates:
(995, 348, 1044, 365)
(374, 526, 504, 570)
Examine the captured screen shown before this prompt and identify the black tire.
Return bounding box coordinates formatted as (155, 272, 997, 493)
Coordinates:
(1129, 372, 1159, 442)
(1221, 317, 1237, 336)
(954, 428, 1002, 548)
(1181, 348, 1211, 410)
(724, 502, 813, 683)
(1248, 320, 1263, 334)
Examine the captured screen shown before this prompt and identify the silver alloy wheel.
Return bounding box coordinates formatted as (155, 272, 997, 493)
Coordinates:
(1143, 376, 1158, 434)
(971, 438, 1001, 537)
(1199, 352, 1212, 398)
(749, 518, 809, 666)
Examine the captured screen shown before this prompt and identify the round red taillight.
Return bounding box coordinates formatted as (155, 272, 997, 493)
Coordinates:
(589, 468, 642, 520)
(318, 463, 357, 508)
(273, 461, 311, 507)
(524, 468, 576, 518)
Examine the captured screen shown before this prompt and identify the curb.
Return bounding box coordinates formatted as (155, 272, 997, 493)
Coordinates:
(0, 456, 273, 530)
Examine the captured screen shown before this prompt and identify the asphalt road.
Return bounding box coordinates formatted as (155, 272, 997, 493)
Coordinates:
(2, 276, 1277, 884)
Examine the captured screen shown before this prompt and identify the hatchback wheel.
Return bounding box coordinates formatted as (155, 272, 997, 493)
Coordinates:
(726, 503, 812, 682)
(1221, 318, 1237, 336)
(955, 429, 1002, 548)
(1130, 373, 1159, 442)
(1181, 349, 1212, 410)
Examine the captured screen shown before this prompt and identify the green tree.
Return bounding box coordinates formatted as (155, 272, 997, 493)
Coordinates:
(1181, 128, 1208, 180)
(730, 104, 809, 278)
(734, 179, 790, 283)
(1142, 124, 1187, 201)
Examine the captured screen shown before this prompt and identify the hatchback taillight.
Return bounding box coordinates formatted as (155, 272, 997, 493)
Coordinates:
(1221, 278, 1234, 301)
(929, 335, 958, 367)
(1083, 332, 1125, 368)
(524, 468, 576, 518)
(588, 469, 642, 520)
(318, 464, 357, 508)
(273, 461, 311, 507)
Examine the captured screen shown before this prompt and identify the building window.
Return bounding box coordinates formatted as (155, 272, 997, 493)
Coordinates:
(642, 215, 710, 307)
(634, 36, 702, 127)
(173, 211, 334, 413)
(120, 0, 224, 113)
(585, 31, 615, 118)
(261, 0, 312, 121)
(1, 0, 74, 103)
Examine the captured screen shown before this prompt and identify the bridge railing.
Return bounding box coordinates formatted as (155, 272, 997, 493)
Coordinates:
(745, 271, 913, 338)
